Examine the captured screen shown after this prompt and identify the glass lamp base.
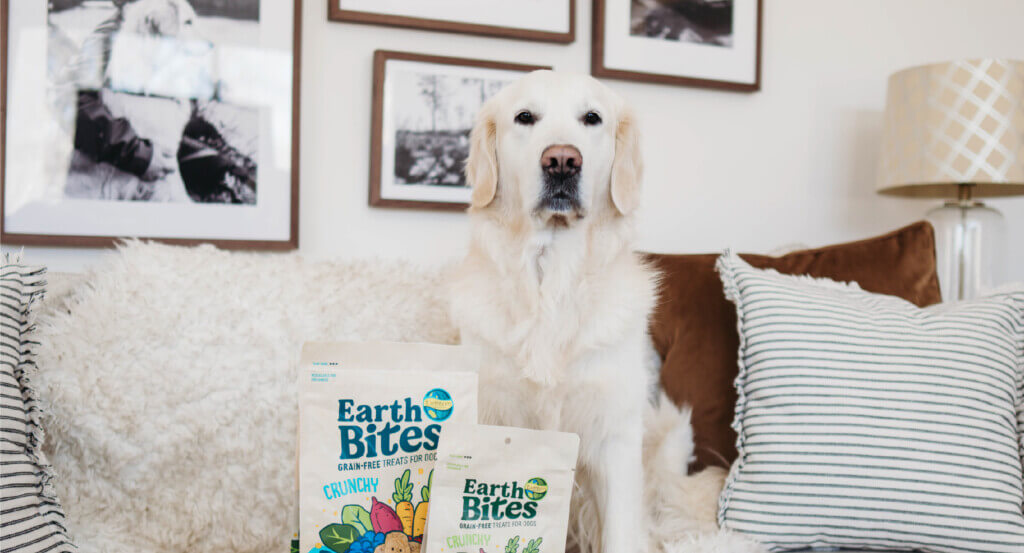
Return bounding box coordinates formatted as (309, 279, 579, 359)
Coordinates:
(926, 201, 1007, 301)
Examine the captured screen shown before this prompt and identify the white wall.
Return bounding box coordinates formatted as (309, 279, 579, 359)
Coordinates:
(5, 0, 1024, 280)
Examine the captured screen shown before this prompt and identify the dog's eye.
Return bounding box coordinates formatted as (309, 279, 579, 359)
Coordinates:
(582, 111, 602, 126)
(514, 111, 535, 125)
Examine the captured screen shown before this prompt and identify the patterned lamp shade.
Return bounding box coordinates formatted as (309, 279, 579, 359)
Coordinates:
(877, 59, 1024, 198)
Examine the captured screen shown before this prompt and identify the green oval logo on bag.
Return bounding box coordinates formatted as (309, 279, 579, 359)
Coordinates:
(423, 388, 454, 421)
(524, 478, 547, 500)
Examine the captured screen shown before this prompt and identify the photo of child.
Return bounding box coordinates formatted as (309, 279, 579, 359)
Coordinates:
(48, 0, 260, 204)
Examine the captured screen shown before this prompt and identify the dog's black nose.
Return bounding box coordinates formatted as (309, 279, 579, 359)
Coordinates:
(541, 145, 582, 178)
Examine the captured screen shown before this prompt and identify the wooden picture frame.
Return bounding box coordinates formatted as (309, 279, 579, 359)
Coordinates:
(1, 0, 302, 250)
(368, 50, 548, 211)
(328, 0, 575, 44)
(592, 0, 762, 92)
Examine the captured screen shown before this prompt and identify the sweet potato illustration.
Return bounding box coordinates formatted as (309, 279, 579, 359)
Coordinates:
(370, 497, 403, 534)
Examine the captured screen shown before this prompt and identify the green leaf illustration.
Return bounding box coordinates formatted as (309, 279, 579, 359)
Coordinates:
(523, 537, 542, 553)
(319, 523, 359, 553)
(393, 469, 413, 502)
(421, 469, 433, 502)
(341, 505, 373, 535)
(505, 536, 520, 553)
(290, 538, 299, 553)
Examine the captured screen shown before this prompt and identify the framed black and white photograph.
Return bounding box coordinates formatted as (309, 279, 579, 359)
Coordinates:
(369, 51, 546, 211)
(329, 0, 575, 44)
(1, 0, 301, 249)
(593, 0, 762, 91)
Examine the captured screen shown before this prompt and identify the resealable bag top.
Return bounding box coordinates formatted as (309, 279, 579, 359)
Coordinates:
(299, 341, 480, 553)
(423, 423, 579, 553)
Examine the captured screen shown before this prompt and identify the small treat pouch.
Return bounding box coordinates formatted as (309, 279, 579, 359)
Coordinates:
(299, 342, 480, 553)
(423, 424, 579, 553)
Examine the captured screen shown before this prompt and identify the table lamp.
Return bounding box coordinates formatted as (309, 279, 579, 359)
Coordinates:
(877, 59, 1024, 301)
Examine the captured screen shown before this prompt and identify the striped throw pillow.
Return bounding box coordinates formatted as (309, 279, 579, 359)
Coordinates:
(1, 257, 76, 553)
(716, 252, 1024, 553)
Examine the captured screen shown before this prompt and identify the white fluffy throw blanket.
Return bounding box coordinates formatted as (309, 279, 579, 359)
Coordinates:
(36, 242, 456, 553)
(32, 242, 762, 553)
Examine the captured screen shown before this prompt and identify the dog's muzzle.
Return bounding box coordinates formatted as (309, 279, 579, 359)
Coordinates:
(539, 144, 582, 213)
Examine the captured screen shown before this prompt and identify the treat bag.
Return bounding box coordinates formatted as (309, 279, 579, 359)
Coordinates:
(299, 342, 480, 553)
(424, 424, 579, 553)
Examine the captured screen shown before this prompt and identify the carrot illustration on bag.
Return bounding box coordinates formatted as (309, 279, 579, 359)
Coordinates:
(412, 469, 432, 538)
(393, 469, 415, 535)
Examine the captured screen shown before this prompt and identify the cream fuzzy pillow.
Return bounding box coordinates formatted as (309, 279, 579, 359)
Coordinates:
(34, 242, 457, 553)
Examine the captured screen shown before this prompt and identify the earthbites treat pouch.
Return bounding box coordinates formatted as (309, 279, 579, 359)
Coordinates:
(299, 342, 480, 553)
(424, 424, 579, 553)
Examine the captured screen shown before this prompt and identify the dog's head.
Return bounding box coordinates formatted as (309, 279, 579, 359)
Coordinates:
(107, 0, 215, 99)
(466, 71, 642, 227)
(116, 0, 201, 40)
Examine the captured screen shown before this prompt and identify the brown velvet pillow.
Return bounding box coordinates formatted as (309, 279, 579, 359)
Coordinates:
(644, 221, 943, 472)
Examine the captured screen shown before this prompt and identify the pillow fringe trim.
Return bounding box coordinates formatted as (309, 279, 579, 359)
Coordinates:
(713, 251, 747, 528)
(2, 254, 78, 551)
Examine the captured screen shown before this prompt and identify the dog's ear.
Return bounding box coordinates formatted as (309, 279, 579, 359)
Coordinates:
(610, 107, 642, 216)
(466, 105, 499, 209)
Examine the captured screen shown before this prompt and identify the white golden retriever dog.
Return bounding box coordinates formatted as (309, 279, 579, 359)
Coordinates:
(450, 71, 703, 553)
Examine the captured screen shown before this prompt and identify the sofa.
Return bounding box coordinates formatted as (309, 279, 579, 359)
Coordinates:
(10, 220, 1015, 553)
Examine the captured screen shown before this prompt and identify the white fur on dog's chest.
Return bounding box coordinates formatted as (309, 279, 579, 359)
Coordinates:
(456, 231, 654, 438)
(530, 228, 558, 282)
(475, 345, 647, 437)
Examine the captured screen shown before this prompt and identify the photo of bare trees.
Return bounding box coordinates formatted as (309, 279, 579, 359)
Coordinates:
(390, 70, 512, 188)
